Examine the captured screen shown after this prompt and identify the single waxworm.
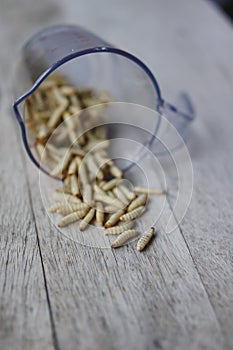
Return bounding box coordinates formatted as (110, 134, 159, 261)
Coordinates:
(104, 205, 118, 213)
(36, 143, 45, 159)
(37, 124, 50, 139)
(83, 184, 92, 205)
(58, 209, 87, 227)
(85, 139, 110, 152)
(105, 209, 125, 228)
(93, 184, 106, 196)
(112, 187, 129, 206)
(79, 208, 96, 231)
(70, 174, 80, 196)
(104, 221, 134, 235)
(93, 151, 113, 167)
(136, 227, 155, 252)
(68, 158, 77, 175)
(57, 202, 89, 216)
(52, 192, 81, 204)
(50, 151, 71, 177)
(109, 164, 123, 179)
(85, 154, 104, 180)
(95, 194, 124, 209)
(120, 206, 145, 221)
(48, 99, 68, 129)
(48, 202, 65, 213)
(102, 178, 119, 191)
(107, 191, 115, 199)
(96, 202, 104, 226)
(111, 229, 139, 248)
(119, 185, 136, 201)
(77, 158, 89, 186)
(127, 194, 147, 212)
(134, 186, 166, 195)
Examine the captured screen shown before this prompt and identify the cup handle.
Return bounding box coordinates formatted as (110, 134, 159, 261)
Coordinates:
(159, 92, 195, 134)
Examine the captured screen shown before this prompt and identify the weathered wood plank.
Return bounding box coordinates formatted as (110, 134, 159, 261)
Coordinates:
(0, 1, 61, 349)
(27, 165, 225, 350)
(1, 0, 233, 349)
(0, 87, 55, 350)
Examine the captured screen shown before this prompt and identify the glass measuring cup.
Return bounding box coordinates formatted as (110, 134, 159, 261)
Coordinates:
(13, 24, 195, 175)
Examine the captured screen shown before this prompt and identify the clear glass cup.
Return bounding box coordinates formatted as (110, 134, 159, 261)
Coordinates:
(13, 24, 195, 175)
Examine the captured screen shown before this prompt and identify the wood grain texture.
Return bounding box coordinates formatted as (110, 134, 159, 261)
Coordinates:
(1, 0, 233, 349)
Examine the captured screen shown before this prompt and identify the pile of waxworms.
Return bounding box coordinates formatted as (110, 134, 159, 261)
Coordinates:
(25, 74, 166, 251)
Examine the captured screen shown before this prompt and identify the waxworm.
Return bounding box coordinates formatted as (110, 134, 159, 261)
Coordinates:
(77, 159, 89, 186)
(83, 184, 92, 205)
(48, 202, 65, 213)
(70, 174, 80, 196)
(112, 187, 129, 206)
(85, 139, 110, 152)
(58, 209, 87, 227)
(96, 202, 104, 226)
(68, 158, 77, 175)
(48, 101, 68, 129)
(95, 194, 124, 209)
(119, 185, 136, 201)
(79, 208, 96, 231)
(134, 186, 166, 195)
(63, 176, 71, 192)
(52, 192, 81, 204)
(136, 227, 155, 252)
(50, 151, 71, 177)
(36, 143, 45, 159)
(104, 221, 134, 235)
(93, 152, 113, 167)
(111, 230, 139, 248)
(104, 205, 118, 213)
(109, 165, 123, 179)
(105, 209, 125, 228)
(57, 202, 89, 216)
(107, 191, 115, 198)
(93, 184, 106, 196)
(102, 178, 119, 191)
(127, 194, 147, 212)
(120, 206, 145, 221)
(85, 154, 104, 180)
(56, 187, 71, 194)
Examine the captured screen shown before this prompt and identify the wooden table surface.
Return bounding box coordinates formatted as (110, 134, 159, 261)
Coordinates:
(1, 0, 233, 349)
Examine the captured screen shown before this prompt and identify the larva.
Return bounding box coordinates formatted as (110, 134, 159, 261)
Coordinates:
(136, 227, 155, 252)
(127, 194, 147, 212)
(96, 202, 104, 226)
(77, 158, 89, 186)
(57, 202, 89, 216)
(50, 151, 71, 177)
(120, 206, 145, 221)
(85, 154, 104, 180)
(79, 208, 96, 231)
(112, 187, 129, 206)
(58, 209, 88, 227)
(67, 157, 77, 175)
(95, 194, 124, 209)
(83, 184, 92, 205)
(109, 165, 123, 179)
(111, 229, 139, 248)
(104, 221, 134, 235)
(102, 178, 119, 191)
(52, 192, 81, 205)
(105, 209, 125, 228)
(119, 185, 136, 201)
(70, 174, 80, 196)
(134, 186, 166, 195)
